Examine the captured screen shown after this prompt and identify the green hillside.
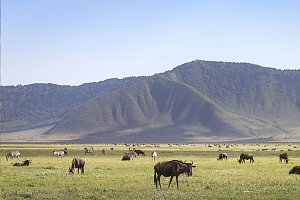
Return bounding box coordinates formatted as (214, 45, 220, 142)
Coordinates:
(2, 60, 300, 142)
(1, 77, 145, 132)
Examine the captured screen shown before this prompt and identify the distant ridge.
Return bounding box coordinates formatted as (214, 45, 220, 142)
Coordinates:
(2, 60, 300, 142)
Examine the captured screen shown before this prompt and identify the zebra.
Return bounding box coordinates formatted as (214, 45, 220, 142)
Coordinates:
(53, 150, 67, 158)
(84, 147, 93, 155)
(6, 151, 21, 161)
(151, 151, 157, 161)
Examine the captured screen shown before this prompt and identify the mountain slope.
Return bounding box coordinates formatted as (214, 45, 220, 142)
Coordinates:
(2, 60, 300, 142)
(1, 77, 145, 132)
(45, 74, 288, 142)
(163, 60, 300, 121)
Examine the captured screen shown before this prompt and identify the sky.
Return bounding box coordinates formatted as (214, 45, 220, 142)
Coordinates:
(2, 0, 300, 86)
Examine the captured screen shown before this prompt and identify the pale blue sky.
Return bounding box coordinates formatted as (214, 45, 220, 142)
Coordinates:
(2, 0, 300, 86)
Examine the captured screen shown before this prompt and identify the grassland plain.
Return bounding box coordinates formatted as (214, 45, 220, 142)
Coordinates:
(1, 143, 300, 200)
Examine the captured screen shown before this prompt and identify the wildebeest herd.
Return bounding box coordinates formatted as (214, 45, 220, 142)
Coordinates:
(4, 145, 300, 189)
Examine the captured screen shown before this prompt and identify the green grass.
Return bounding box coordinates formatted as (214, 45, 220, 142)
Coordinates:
(1, 143, 300, 199)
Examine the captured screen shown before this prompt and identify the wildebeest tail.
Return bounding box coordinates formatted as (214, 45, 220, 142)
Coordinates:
(154, 171, 157, 184)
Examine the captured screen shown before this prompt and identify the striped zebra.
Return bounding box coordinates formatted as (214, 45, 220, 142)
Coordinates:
(84, 147, 93, 155)
(6, 151, 21, 161)
(151, 151, 157, 161)
(53, 150, 67, 158)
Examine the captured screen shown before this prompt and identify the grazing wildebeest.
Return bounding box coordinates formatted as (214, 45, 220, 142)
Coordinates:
(238, 153, 254, 163)
(122, 150, 136, 160)
(279, 152, 289, 164)
(152, 151, 157, 161)
(154, 160, 196, 189)
(84, 147, 93, 155)
(122, 155, 131, 160)
(13, 159, 32, 167)
(6, 151, 21, 161)
(217, 153, 228, 161)
(53, 150, 67, 158)
(69, 157, 85, 174)
(134, 149, 145, 156)
(289, 166, 300, 174)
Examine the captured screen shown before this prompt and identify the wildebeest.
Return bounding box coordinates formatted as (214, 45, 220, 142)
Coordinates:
(84, 147, 93, 155)
(217, 153, 228, 161)
(238, 153, 254, 163)
(289, 166, 300, 174)
(154, 160, 196, 189)
(6, 151, 21, 161)
(13, 159, 32, 166)
(102, 148, 107, 155)
(69, 157, 85, 174)
(53, 150, 67, 158)
(122, 150, 136, 161)
(125, 150, 137, 157)
(13, 162, 23, 166)
(152, 151, 157, 161)
(122, 155, 131, 161)
(279, 152, 289, 164)
(134, 149, 145, 156)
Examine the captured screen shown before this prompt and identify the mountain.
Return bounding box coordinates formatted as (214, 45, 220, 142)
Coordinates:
(2, 60, 300, 142)
(1, 77, 146, 132)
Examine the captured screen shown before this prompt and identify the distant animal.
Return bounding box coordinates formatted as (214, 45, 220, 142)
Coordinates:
(152, 151, 157, 161)
(13, 159, 32, 166)
(6, 151, 21, 161)
(13, 162, 23, 166)
(53, 150, 67, 158)
(102, 148, 107, 155)
(84, 147, 93, 155)
(69, 157, 85, 174)
(124, 150, 137, 158)
(22, 159, 32, 166)
(217, 153, 228, 161)
(134, 149, 145, 156)
(122, 155, 131, 161)
(238, 153, 254, 163)
(289, 166, 300, 174)
(154, 160, 196, 189)
(279, 152, 289, 164)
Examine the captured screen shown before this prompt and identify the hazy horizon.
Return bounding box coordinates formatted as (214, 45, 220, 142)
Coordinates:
(2, 0, 300, 86)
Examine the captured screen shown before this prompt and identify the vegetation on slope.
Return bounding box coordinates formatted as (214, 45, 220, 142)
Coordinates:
(2, 60, 300, 142)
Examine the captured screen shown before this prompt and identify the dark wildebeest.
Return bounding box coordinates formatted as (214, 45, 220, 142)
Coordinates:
(13, 162, 23, 166)
(122, 155, 131, 160)
(134, 149, 145, 156)
(13, 159, 32, 166)
(154, 160, 196, 189)
(122, 150, 136, 160)
(217, 153, 228, 161)
(289, 166, 300, 174)
(279, 152, 289, 164)
(69, 157, 85, 174)
(152, 151, 157, 161)
(238, 153, 254, 163)
(102, 148, 107, 155)
(6, 151, 21, 161)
